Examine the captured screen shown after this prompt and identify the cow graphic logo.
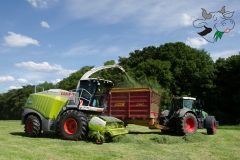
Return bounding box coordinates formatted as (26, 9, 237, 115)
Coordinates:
(193, 6, 235, 43)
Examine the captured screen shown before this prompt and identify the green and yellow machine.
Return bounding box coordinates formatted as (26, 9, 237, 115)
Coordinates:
(22, 65, 128, 144)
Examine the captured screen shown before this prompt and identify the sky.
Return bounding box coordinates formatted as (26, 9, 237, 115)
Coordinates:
(0, 0, 240, 93)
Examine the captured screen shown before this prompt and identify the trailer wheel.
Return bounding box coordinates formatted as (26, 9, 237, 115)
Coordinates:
(95, 136, 104, 145)
(59, 110, 88, 140)
(24, 115, 41, 137)
(159, 117, 171, 134)
(177, 112, 198, 135)
(206, 116, 217, 135)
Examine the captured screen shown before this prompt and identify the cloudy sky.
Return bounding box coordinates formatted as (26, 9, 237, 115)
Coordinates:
(0, 0, 239, 93)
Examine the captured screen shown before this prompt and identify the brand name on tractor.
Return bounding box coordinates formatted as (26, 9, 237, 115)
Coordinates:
(60, 92, 75, 96)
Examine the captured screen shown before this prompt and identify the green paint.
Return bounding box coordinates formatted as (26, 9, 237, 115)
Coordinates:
(23, 93, 68, 119)
(214, 30, 224, 41)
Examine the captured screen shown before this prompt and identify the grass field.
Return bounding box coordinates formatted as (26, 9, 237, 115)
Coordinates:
(0, 121, 240, 160)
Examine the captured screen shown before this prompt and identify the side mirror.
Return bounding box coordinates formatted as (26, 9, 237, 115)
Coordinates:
(196, 103, 202, 110)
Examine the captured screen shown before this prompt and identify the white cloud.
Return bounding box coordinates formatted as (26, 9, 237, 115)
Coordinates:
(238, 30, 240, 34)
(48, 44, 53, 47)
(8, 86, 23, 90)
(15, 61, 62, 72)
(27, 0, 47, 8)
(211, 49, 240, 61)
(15, 61, 76, 77)
(51, 79, 61, 84)
(56, 69, 76, 76)
(62, 46, 99, 56)
(4, 32, 40, 47)
(17, 78, 28, 84)
(181, 13, 195, 26)
(36, 80, 45, 84)
(0, 76, 15, 83)
(41, 21, 50, 28)
(185, 37, 208, 48)
(63, 1, 212, 33)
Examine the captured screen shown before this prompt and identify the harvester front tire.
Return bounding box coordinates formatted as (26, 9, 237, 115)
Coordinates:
(24, 115, 41, 137)
(95, 136, 104, 145)
(177, 113, 198, 135)
(59, 110, 88, 140)
(206, 116, 217, 135)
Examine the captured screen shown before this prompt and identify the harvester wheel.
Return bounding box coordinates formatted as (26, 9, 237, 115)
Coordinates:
(59, 110, 88, 140)
(24, 115, 41, 137)
(177, 112, 198, 135)
(95, 136, 104, 145)
(206, 116, 217, 135)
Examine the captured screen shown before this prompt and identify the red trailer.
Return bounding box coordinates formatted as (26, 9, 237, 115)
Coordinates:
(104, 88, 165, 129)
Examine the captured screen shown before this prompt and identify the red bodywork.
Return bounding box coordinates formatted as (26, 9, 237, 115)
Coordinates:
(104, 88, 161, 123)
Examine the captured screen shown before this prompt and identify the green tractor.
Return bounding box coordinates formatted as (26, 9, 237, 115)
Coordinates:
(22, 65, 128, 144)
(159, 97, 218, 135)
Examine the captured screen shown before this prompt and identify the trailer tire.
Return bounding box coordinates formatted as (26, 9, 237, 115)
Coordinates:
(159, 117, 171, 134)
(177, 112, 198, 135)
(59, 110, 88, 140)
(206, 116, 217, 135)
(24, 115, 41, 137)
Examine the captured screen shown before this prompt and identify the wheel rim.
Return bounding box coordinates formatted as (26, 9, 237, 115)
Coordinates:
(214, 120, 217, 132)
(64, 118, 78, 134)
(96, 137, 103, 144)
(185, 118, 195, 132)
(27, 121, 33, 133)
(96, 139, 101, 144)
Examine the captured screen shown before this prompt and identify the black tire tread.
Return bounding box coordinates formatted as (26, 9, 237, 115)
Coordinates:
(206, 116, 217, 135)
(177, 112, 198, 135)
(24, 115, 41, 137)
(59, 110, 88, 140)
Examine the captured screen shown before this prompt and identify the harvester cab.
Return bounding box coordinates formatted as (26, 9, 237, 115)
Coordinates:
(160, 96, 218, 135)
(22, 65, 128, 144)
(74, 78, 113, 109)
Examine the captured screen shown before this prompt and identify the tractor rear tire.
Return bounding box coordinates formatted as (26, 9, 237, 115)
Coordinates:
(206, 116, 217, 135)
(24, 115, 41, 137)
(59, 110, 88, 140)
(177, 112, 198, 135)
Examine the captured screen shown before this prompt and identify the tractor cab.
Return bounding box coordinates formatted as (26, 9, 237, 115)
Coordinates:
(171, 97, 207, 119)
(75, 78, 113, 108)
(172, 97, 197, 111)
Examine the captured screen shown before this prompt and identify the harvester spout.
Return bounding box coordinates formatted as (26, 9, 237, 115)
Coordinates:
(80, 64, 125, 80)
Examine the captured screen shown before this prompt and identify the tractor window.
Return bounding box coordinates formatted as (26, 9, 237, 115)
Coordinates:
(172, 99, 182, 110)
(183, 100, 194, 109)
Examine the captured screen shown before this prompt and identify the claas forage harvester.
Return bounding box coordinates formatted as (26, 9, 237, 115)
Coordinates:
(22, 65, 128, 144)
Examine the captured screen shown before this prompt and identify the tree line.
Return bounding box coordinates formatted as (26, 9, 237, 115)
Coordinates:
(0, 42, 239, 125)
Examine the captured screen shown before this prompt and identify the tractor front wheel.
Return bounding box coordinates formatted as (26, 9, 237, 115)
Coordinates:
(177, 112, 198, 135)
(59, 110, 88, 140)
(206, 116, 217, 135)
(24, 115, 41, 137)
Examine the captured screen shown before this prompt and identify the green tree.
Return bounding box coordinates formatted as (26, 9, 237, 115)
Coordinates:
(213, 54, 240, 124)
(118, 42, 216, 110)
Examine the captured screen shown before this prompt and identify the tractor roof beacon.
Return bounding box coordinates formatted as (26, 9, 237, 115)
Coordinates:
(159, 96, 219, 135)
(22, 65, 128, 144)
